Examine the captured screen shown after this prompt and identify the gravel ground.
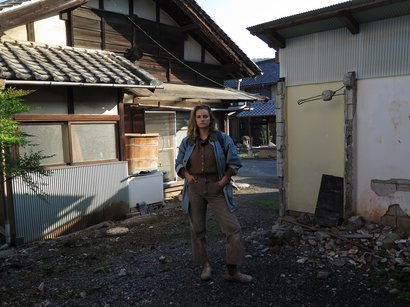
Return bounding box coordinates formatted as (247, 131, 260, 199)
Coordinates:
(1, 158, 409, 307)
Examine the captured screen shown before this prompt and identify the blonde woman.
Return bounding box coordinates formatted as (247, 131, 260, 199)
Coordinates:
(175, 104, 252, 283)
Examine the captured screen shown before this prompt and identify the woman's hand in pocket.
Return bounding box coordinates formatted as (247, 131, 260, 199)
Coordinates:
(217, 176, 229, 188)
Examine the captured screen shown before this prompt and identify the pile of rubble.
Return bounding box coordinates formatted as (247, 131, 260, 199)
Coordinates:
(245, 214, 410, 281)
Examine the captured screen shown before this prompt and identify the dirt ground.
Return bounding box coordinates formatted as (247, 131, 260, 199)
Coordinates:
(1, 158, 409, 306)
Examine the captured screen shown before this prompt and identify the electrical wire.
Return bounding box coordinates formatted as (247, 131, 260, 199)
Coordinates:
(128, 17, 224, 89)
(126, 16, 260, 100)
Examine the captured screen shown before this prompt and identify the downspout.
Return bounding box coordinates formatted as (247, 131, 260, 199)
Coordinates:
(276, 79, 286, 217)
(237, 79, 242, 90)
(4, 80, 161, 89)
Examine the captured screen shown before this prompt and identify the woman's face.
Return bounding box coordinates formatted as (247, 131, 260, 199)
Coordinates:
(195, 108, 211, 129)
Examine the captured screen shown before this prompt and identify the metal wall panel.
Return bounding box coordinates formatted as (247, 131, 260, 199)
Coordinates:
(281, 15, 410, 85)
(12, 162, 129, 243)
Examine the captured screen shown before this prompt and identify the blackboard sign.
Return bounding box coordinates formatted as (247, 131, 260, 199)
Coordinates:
(314, 174, 344, 227)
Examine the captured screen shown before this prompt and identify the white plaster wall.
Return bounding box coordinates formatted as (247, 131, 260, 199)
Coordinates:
(134, 0, 156, 21)
(184, 35, 201, 63)
(356, 75, 410, 220)
(204, 50, 220, 65)
(34, 16, 67, 46)
(132, 0, 177, 25)
(103, 0, 129, 15)
(73, 87, 118, 115)
(84, 0, 99, 9)
(185, 37, 220, 64)
(160, 10, 178, 26)
(20, 86, 68, 114)
(2, 25, 28, 41)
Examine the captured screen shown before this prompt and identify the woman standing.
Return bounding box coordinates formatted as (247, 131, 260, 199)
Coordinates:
(175, 104, 252, 283)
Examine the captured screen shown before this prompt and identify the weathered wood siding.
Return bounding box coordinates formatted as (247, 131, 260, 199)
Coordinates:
(70, 7, 225, 86)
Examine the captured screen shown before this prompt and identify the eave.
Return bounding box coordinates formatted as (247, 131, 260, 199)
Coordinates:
(248, 0, 410, 51)
(169, 0, 262, 79)
(124, 83, 267, 108)
(0, 0, 87, 33)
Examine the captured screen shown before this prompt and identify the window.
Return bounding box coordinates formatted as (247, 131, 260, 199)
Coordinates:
(17, 115, 119, 166)
(71, 123, 117, 163)
(145, 111, 176, 181)
(19, 124, 68, 165)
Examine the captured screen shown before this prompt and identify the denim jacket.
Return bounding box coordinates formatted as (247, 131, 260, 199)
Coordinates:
(175, 131, 242, 213)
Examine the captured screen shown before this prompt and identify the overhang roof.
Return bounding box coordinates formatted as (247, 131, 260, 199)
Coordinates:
(0, 0, 86, 32)
(0, 0, 262, 80)
(248, 0, 410, 51)
(225, 58, 279, 89)
(166, 0, 261, 78)
(0, 39, 161, 88)
(236, 100, 275, 118)
(125, 83, 266, 108)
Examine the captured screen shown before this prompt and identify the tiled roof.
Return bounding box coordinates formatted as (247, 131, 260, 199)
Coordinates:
(0, 39, 161, 86)
(236, 100, 275, 118)
(224, 58, 279, 89)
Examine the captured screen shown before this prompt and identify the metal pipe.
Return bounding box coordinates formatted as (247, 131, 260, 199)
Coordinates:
(4, 80, 162, 89)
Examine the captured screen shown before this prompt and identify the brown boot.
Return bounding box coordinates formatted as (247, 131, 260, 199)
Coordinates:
(224, 264, 253, 283)
(200, 262, 212, 281)
(223, 271, 253, 283)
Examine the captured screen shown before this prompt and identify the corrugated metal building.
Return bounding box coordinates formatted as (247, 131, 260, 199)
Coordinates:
(249, 0, 410, 233)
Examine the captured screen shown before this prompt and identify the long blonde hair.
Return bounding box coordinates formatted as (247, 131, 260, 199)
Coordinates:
(187, 104, 217, 142)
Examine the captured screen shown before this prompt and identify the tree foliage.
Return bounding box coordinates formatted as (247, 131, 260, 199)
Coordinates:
(0, 88, 52, 196)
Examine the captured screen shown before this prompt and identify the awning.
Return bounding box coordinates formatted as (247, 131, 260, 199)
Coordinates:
(124, 83, 267, 108)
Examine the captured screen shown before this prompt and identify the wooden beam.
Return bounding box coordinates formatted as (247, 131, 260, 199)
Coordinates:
(180, 22, 199, 33)
(265, 31, 286, 50)
(14, 114, 120, 121)
(338, 13, 360, 34)
(0, 0, 87, 31)
(129, 100, 226, 108)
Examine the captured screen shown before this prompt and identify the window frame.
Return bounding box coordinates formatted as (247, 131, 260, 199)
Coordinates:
(15, 114, 120, 167)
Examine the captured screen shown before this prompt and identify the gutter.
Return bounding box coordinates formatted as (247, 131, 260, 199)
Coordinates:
(3, 80, 162, 89)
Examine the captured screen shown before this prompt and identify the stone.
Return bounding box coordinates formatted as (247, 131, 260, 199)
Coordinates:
(105, 227, 129, 236)
(317, 271, 331, 279)
(381, 232, 402, 249)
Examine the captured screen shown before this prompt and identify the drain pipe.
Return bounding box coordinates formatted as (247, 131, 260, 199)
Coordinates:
(3, 80, 162, 89)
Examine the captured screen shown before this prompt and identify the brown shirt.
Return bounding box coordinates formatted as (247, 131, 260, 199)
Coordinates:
(189, 141, 217, 177)
(184, 139, 235, 180)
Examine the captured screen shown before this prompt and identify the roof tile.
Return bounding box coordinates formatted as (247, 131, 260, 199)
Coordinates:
(0, 39, 161, 86)
(236, 100, 276, 117)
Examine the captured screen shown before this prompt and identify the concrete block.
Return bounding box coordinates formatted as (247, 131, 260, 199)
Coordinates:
(371, 180, 397, 196)
(346, 103, 354, 120)
(276, 122, 285, 137)
(277, 162, 283, 177)
(397, 216, 410, 235)
(276, 107, 284, 122)
(380, 215, 396, 227)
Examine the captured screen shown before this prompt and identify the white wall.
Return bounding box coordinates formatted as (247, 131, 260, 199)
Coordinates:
(34, 16, 67, 46)
(184, 35, 202, 62)
(103, 0, 129, 15)
(73, 87, 118, 114)
(20, 86, 68, 114)
(2, 24, 27, 41)
(204, 50, 220, 65)
(356, 75, 410, 220)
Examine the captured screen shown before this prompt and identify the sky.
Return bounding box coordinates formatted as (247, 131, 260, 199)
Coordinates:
(196, 0, 348, 60)
(0, 0, 348, 59)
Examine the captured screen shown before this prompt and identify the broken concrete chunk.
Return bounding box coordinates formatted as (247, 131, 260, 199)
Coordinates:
(105, 227, 129, 236)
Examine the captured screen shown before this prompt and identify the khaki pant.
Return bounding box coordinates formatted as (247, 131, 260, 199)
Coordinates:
(188, 177, 244, 265)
